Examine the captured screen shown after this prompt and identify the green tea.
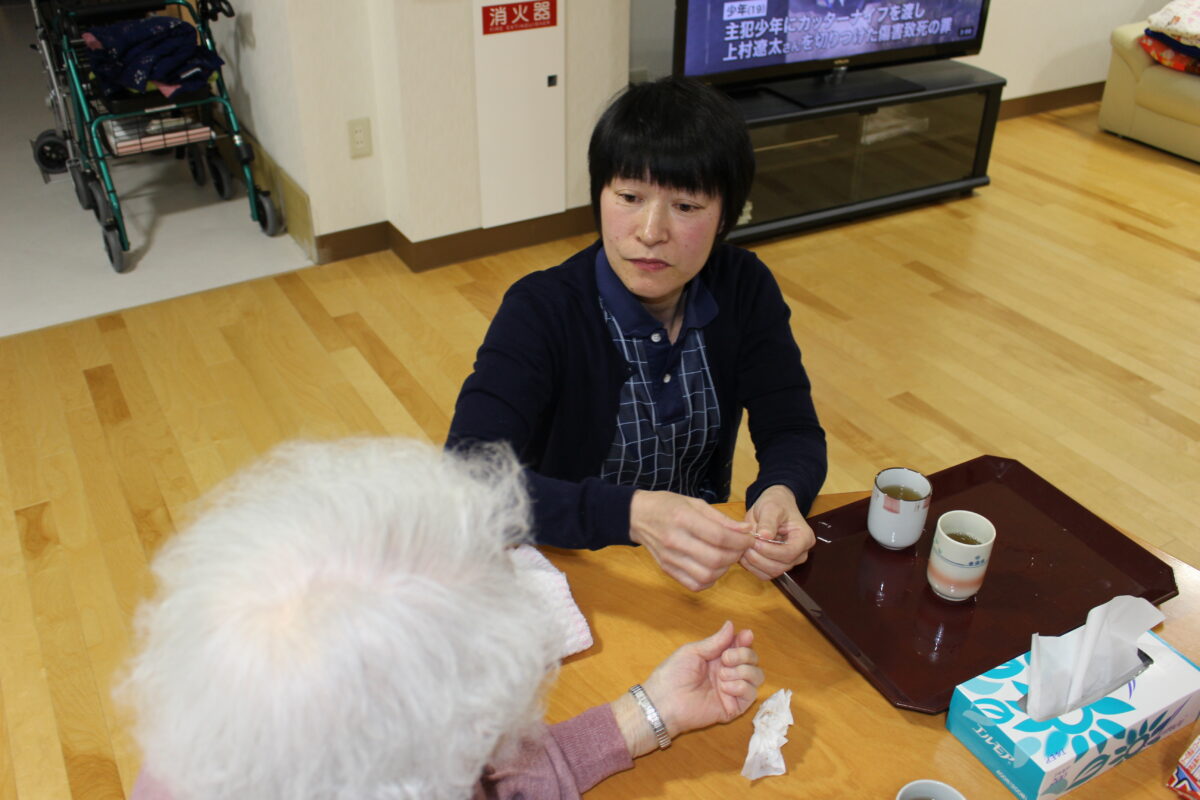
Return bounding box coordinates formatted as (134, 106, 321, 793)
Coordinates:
(946, 531, 981, 545)
(879, 484, 925, 501)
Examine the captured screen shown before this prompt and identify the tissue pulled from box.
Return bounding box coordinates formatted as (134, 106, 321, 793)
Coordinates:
(742, 688, 793, 780)
(1026, 594, 1164, 721)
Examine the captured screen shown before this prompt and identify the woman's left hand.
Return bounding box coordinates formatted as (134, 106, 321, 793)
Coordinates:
(644, 621, 763, 738)
(741, 485, 816, 579)
(612, 622, 763, 758)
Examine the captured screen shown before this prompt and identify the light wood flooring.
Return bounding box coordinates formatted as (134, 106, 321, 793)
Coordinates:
(0, 102, 1197, 799)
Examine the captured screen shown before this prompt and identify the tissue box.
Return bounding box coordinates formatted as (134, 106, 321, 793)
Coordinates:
(947, 631, 1200, 800)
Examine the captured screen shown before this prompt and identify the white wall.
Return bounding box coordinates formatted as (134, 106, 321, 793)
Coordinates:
(211, 0, 307, 186)
(286, 0, 384, 235)
(962, 0, 1161, 97)
(383, 1, 483, 242)
(214, 0, 629, 242)
(365, 0, 409, 238)
(565, 3, 632, 209)
(630, 0, 674, 81)
(213, 0, 384, 236)
(629, 0, 1162, 98)
(379, 0, 628, 241)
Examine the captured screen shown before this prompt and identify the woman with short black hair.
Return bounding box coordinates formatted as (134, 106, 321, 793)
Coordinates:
(587, 75, 755, 242)
(449, 76, 827, 592)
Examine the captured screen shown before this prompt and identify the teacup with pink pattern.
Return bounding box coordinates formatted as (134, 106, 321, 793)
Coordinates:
(926, 510, 996, 602)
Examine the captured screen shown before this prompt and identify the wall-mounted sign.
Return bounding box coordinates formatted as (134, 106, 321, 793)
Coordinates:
(482, 1, 556, 35)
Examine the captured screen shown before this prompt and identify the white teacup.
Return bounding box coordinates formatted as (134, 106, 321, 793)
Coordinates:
(866, 467, 931, 550)
(895, 779, 966, 800)
(927, 510, 996, 602)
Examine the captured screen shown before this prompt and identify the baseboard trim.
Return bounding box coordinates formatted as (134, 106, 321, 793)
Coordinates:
(314, 222, 390, 264)
(999, 82, 1105, 120)
(313, 206, 596, 270)
(390, 206, 595, 271)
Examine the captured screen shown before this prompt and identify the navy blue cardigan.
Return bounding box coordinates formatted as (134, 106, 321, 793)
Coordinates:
(448, 241, 827, 550)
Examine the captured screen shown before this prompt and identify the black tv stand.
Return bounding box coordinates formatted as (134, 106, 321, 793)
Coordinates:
(766, 67, 924, 109)
(725, 60, 1005, 244)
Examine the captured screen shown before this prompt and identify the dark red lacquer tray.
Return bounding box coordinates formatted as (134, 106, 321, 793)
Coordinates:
(775, 455, 1178, 714)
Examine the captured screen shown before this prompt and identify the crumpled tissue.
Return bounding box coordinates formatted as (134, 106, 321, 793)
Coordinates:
(741, 688, 793, 780)
(1026, 594, 1164, 722)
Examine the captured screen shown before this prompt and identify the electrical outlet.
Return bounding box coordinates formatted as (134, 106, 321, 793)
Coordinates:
(348, 117, 372, 159)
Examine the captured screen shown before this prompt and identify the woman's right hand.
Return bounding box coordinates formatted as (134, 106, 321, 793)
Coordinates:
(629, 490, 754, 591)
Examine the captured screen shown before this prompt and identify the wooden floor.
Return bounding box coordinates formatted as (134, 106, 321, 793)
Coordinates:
(0, 102, 1198, 799)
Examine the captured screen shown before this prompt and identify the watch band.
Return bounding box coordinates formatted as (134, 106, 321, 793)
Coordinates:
(628, 683, 672, 750)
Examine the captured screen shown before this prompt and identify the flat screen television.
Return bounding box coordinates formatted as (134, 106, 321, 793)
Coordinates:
(673, 0, 991, 107)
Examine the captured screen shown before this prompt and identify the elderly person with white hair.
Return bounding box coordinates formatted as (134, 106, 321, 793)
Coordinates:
(120, 438, 765, 800)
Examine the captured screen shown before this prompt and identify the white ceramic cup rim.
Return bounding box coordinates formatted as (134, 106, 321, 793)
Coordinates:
(935, 509, 996, 546)
(895, 778, 966, 800)
(873, 466, 932, 501)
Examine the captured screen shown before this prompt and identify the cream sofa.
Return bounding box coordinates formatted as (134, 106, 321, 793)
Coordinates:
(1098, 21, 1200, 163)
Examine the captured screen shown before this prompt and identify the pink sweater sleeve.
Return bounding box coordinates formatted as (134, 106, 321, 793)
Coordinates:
(545, 704, 635, 793)
(130, 769, 173, 800)
(134, 705, 634, 800)
(477, 704, 635, 799)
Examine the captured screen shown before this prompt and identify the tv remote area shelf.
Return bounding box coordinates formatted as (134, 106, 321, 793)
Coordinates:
(725, 60, 1005, 244)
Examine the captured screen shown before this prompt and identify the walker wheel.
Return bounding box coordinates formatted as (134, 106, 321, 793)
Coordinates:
(103, 226, 128, 273)
(88, 178, 112, 226)
(34, 129, 69, 174)
(255, 189, 285, 237)
(187, 144, 206, 186)
(207, 150, 234, 200)
(70, 163, 94, 210)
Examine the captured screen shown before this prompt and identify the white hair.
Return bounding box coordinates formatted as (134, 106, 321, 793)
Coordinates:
(117, 438, 560, 800)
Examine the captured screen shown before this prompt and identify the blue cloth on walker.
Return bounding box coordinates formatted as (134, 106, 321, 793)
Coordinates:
(86, 16, 223, 97)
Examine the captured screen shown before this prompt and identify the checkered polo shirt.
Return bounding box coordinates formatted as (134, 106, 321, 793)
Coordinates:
(595, 250, 722, 501)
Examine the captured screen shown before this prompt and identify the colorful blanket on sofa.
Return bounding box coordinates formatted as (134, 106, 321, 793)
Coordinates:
(1140, 33, 1200, 74)
(1149, 0, 1200, 48)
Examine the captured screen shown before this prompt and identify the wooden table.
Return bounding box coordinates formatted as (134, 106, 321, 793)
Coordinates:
(542, 492, 1200, 799)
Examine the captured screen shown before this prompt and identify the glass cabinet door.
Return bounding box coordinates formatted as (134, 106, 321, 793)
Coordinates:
(744, 115, 861, 228)
(852, 93, 986, 201)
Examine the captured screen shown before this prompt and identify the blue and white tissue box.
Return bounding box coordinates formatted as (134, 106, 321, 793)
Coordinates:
(947, 631, 1200, 800)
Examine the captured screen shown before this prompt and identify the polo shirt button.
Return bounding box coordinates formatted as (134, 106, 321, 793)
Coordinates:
(650, 332, 663, 343)
(663, 373, 672, 384)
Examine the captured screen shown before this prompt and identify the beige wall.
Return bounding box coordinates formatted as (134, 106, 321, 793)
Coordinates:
(393, 1, 486, 241)
(212, 0, 307, 185)
(566, 3, 631, 211)
(285, 0, 384, 236)
(213, 0, 383, 235)
(212, 0, 630, 242)
(961, 0, 1161, 97)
